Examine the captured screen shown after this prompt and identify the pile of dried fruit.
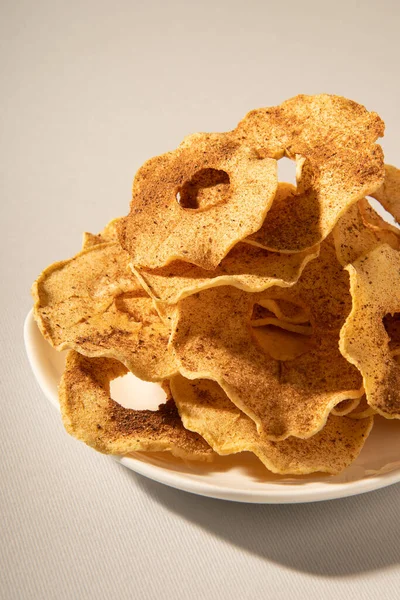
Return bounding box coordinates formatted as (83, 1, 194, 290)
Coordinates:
(32, 94, 400, 475)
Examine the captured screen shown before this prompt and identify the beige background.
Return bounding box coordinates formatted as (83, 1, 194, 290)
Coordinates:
(1, 1, 400, 598)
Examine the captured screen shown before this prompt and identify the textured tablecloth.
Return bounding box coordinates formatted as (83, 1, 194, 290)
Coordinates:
(2, 1, 400, 598)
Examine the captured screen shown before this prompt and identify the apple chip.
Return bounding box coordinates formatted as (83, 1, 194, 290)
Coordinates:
(340, 244, 400, 418)
(171, 284, 363, 441)
(235, 94, 384, 252)
(119, 133, 278, 269)
(133, 242, 318, 304)
(32, 242, 179, 381)
(170, 376, 373, 475)
(59, 352, 212, 460)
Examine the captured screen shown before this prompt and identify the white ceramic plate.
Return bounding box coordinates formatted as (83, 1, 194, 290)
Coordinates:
(24, 310, 400, 503)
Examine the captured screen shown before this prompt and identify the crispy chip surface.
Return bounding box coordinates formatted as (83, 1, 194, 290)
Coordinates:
(340, 244, 400, 418)
(119, 133, 278, 269)
(59, 352, 212, 459)
(235, 95, 384, 252)
(133, 242, 318, 304)
(170, 376, 373, 475)
(32, 242, 179, 381)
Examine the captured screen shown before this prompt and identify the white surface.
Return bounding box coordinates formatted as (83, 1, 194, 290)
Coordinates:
(24, 310, 400, 504)
(2, 0, 400, 598)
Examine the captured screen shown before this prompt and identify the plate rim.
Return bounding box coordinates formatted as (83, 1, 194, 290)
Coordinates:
(24, 309, 400, 504)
